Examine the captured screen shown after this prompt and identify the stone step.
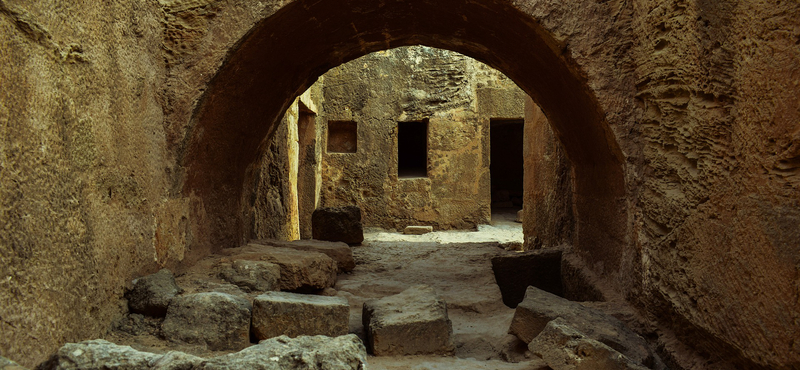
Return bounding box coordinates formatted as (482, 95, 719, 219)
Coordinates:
(219, 244, 338, 291)
(251, 291, 350, 340)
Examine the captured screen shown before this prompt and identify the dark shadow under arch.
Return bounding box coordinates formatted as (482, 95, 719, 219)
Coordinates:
(181, 0, 628, 275)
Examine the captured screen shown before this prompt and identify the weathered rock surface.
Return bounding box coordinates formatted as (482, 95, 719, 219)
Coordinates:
(311, 206, 364, 244)
(253, 239, 356, 272)
(509, 287, 653, 367)
(220, 244, 338, 291)
(403, 225, 433, 235)
(162, 292, 252, 351)
(201, 335, 367, 370)
(39, 336, 366, 370)
(363, 285, 455, 356)
(125, 269, 181, 317)
(491, 249, 563, 307)
(251, 292, 349, 340)
(0, 356, 26, 370)
(529, 318, 649, 370)
(38, 339, 204, 370)
(218, 259, 281, 292)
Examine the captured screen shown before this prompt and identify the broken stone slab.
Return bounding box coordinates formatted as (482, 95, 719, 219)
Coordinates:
(37, 339, 204, 370)
(125, 269, 181, 317)
(529, 318, 649, 370)
(491, 249, 563, 307)
(200, 335, 367, 370)
(311, 205, 364, 245)
(40, 336, 367, 370)
(218, 259, 281, 292)
(162, 292, 252, 351)
(251, 291, 349, 340)
(363, 285, 455, 356)
(403, 225, 433, 235)
(509, 286, 654, 367)
(253, 238, 356, 272)
(221, 244, 338, 291)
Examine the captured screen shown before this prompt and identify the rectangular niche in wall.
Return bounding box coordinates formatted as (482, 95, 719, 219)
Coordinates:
(327, 120, 357, 153)
(398, 119, 428, 178)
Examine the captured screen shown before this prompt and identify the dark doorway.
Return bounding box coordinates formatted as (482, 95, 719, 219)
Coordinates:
(490, 119, 524, 211)
(398, 120, 428, 178)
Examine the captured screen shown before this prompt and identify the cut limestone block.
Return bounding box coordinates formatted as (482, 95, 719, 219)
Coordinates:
(529, 318, 649, 370)
(509, 286, 654, 367)
(251, 292, 349, 340)
(162, 292, 252, 351)
(220, 244, 338, 291)
(218, 259, 280, 292)
(363, 285, 454, 356)
(311, 206, 364, 244)
(126, 269, 181, 317)
(403, 225, 433, 235)
(202, 335, 367, 370)
(254, 239, 356, 272)
(491, 249, 563, 307)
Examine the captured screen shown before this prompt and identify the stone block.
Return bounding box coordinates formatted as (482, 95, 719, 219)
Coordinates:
(219, 259, 281, 292)
(509, 286, 653, 367)
(162, 292, 252, 351)
(42, 336, 367, 370)
(40, 339, 203, 370)
(254, 239, 356, 272)
(491, 249, 563, 307)
(311, 206, 364, 244)
(251, 292, 349, 340)
(125, 269, 181, 317)
(363, 285, 454, 356)
(202, 335, 367, 370)
(403, 225, 433, 235)
(529, 318, 649, 370)
(223, 244, 338, 291)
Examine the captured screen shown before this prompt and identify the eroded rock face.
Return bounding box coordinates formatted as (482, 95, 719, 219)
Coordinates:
(126, 269, 182, 317)
(311, 206, 364, 245)
(162, 292, 252, 351)
(363, 285, 455, 356)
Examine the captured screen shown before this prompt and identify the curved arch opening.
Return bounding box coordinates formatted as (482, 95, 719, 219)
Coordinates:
(181, 0, 627, 278)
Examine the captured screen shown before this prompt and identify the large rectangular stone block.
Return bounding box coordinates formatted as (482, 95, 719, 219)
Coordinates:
(251, 292, 349, 340)
(253, 239, 356, 272)
(362, 285, 454, 356)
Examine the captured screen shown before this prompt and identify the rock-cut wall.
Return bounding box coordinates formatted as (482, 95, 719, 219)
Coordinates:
(319, 46, 526, 230)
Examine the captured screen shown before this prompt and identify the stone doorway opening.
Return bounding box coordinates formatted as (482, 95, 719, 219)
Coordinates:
(490, 119, 525, 221)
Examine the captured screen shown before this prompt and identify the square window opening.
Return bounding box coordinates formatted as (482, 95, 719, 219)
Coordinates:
(327, 120, 357, 153)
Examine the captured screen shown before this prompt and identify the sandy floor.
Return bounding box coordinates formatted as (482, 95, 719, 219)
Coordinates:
(339, 213, 547, 369)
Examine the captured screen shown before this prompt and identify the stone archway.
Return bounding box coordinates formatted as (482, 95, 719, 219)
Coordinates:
(181, 0, 632, 291)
